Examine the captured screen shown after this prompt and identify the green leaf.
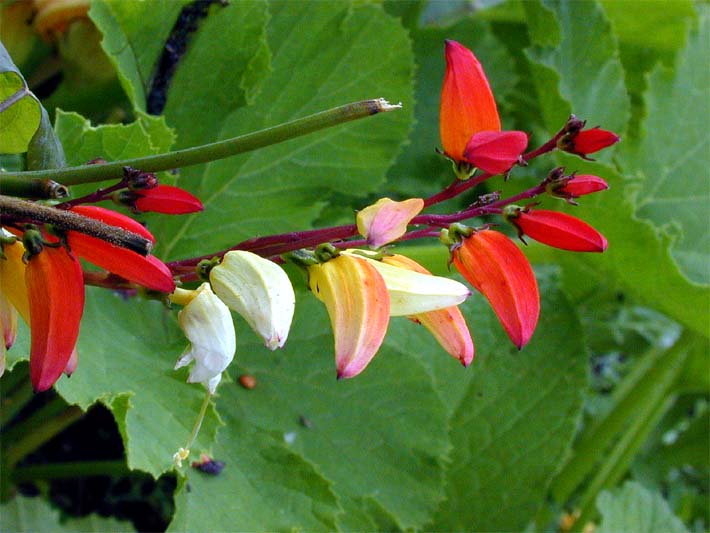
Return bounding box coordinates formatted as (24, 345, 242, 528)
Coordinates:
(619, 7, 710, 285)
(525, 0, 630, 139)
(429, 273, 588, 531)
(225, 292, 450, 530)
(89, 0, 190, 110)
(386, 17, 517, 198)
(0, 42, 41, 154)
(154, 2, 414, 260)
(0, 495, 135, 532)
(52, 289, 222, 478)
(26, 107, 67, 171)
(596, 481, 688, 533)
(169, 422, 340, 532)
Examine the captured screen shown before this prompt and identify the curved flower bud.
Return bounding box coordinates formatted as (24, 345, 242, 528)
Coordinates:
(452, 229, 539, 349)
(463, 130, 528, 175)
(559, 127, 620, 158)
(344, 250, 470, 316)
(25, 245, 85, 392)
(382, 254, 474, 366)
(308, 254, 389, 379)
(356, 197, 424, 249)
(175, 284, 236, 394)
(440, 40, 500, 161)
(552, 174, 609, 199)
(506, 208, 608, 253)
(68, 206, 175, 292)
(209, 250, 295, 350)
(128, 185, 204, 215)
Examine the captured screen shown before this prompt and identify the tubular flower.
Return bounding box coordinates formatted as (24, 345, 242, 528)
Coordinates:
(25, 241, 85, 392)
(559, 127, 620, 158)
(209, 250, 295, 350)
(505, 207, 608, 253)
(344, 250, 470, 316)
(308, 254, 390, 379)
(67, 206, 175, 292)
(174, 284, 236, 394)
(452, 229, 539, 349)
(356, 197, 424, 249)
(121, 185, 204, 215)
(440, 40, 527, 175)
(381, 254, 474, 367)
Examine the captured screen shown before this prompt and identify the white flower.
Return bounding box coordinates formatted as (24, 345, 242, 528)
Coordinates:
(175, 283, 236, 394)
(209, 251, 295, 350)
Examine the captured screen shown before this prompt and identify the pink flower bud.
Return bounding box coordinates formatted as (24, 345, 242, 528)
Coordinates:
(463, 130, 528, 175)
(555, 174, 609, 198)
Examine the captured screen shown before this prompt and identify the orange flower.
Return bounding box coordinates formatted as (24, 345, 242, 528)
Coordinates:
(452, 229, 539, 349)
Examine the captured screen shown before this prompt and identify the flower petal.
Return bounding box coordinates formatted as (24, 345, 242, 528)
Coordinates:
(356, 197, 424, 248)
(26, 246, 85, 391)
(463, 130, 528, 175)
(308, 254, 389, 379)
(209, 250, 295, 350)
(440, 40, 501, 161)
(382, 254, 474, 366)
(177, 283, 236, 394)
(452, 229, 539, 349)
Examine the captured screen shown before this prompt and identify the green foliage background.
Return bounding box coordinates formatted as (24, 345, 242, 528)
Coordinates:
(1, 0, 708, 531)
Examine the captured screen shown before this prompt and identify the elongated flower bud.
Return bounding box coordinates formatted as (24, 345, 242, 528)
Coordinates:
(463, 130, 528, 175)
(68, 206, 175, 292)
(129, 185, 204, 215)
(505, 207, 608, 253)
(551, 174, 609, 199)
(345, 251, 470, 316)
(26, 245, 85, 391)
(356, 197, 424, 249)
(175, 283, 236, 394)
(382, 254, 474, 366)
(559, 127, 620, 157)
(452, 229, 539, 349)
(440, 40, 500, 161)
(308, 254, 390, 379)
(209, 250, 295, 350)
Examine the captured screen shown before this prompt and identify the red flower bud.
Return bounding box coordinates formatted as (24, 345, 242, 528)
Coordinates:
(508, 209, 607, 253)
(452, 229, 539, 349)
(561, 127, 619, 157)
(133, 185, 204, 215)
(440, 40, 500, 162)
(463, 130, 528, 175)
(554, 174, 609, 198)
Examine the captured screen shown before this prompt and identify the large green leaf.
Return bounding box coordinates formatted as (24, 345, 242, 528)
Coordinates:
(525, 0, 630, 139)
(154, 1, 414, 260)
(0, 42, 41, 154)
(596, 481, 688, 533)
(89, 0, 190, 111)
(429, 273, 588, 531)
(619, 7, 710, 285)
(221, 292, 450, 530)
(0, 495, 135, 532)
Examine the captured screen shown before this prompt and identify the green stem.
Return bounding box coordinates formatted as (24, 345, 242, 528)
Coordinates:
(186, 391, 212, 451)
(1, 99, 401, 192)
(12, 460, 130, 482)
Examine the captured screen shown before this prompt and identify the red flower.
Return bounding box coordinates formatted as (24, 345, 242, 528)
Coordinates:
(25, 243, 85, 392)
(506, 208, 608, 253)
(463, 130, 529, 175)
(130, 185, 204, 215)
(452, 229, 539, 349)
(561, 127, 619, 158)
(440, 40, 501, 162)
(68, 206, 175, 292)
